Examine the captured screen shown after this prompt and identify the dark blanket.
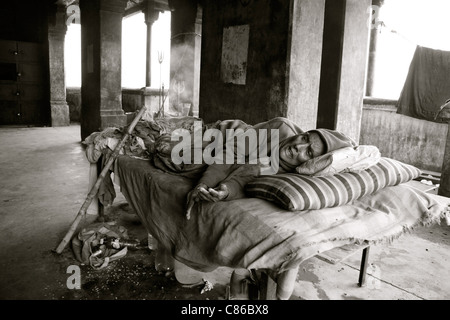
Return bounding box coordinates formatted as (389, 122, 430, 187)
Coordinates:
(115, 155, 448, 274)
(396, 46, 450, 123)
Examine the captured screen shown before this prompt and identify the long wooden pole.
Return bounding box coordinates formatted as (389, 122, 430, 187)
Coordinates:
(54, 107, 147, 254)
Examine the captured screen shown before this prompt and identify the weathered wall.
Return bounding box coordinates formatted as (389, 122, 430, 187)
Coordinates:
(122, 87, 170, 117)
(67, 87, 169, 123)
(67, 87, 81, 122)
(199, 0, 292, 124)
(198, 0, 369, 133)
(359, 99, 448, 173)
(122, 89, 144, 113)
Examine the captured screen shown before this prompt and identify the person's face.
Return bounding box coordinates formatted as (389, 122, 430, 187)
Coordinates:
(279, 132, 325, 169)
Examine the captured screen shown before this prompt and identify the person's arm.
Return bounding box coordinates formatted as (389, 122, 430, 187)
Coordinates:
(185, 162, 237, 219)
(186, 117, 300, 217)
(201, 162, 269, 202)
(193, 119, 253, 188)
(196, 163, 236, 189)
(185, 162, 264, 218)
(220, 163, 263, 200)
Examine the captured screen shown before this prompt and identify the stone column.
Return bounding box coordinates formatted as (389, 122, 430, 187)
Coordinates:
(286, 0, 326, 131)
(334, 0, 372, 143)
(79, 0, 128, 140)
(365, 0, 385, 97)
(48, 3, 70, 126)
(144, 3, 160, 88)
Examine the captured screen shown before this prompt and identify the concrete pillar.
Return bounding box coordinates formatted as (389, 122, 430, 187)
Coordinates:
(79, 0, 128, 140)
(316, 0, 346, 131)
(144, 3, 160, 88)
(168, 0, 201, 116)
(48, 3, 70, 127)
(286, 0, 326, 131)
(365, 0, 385, 97)
(334, 0, 372, 143)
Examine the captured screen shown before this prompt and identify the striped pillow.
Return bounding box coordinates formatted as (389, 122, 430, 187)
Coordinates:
(245, 157, 421, 211)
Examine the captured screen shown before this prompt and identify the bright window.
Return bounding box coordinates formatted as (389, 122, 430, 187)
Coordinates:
(65, 23, 81, 87)
(64, 11, 171, 89)
(151, 11, 171, 89)
(122, 11, 171, 89)
(369, 0, 450, 99)
(121, 13, 146, 88)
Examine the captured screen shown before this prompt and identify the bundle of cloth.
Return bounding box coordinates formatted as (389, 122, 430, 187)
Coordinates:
(82, 115, 220, 205)
(83, 115, 211, 164)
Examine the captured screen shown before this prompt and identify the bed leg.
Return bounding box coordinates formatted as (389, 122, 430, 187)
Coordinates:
(258, 271, 277, 300)
(87, 162, 103, 217)
(256, 267, 299, 300)
(276, 267, 298, 300)
(358, 246, 370, 287)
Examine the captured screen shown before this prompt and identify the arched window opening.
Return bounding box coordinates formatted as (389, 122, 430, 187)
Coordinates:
(64, 11, 171, 90)
(122, 11, 171, 89)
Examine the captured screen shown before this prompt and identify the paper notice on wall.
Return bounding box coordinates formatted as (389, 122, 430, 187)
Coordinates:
(220, 24, 249, 85)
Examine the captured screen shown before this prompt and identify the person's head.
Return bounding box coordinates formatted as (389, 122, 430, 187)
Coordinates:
(278, 128, 356, 172)
(278, 132, 324, 171)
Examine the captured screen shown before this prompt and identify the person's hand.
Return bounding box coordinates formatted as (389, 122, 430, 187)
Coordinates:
(185, 184, 229, 220)
(186, 183, 208, 220)
(204, 184, 229, 202)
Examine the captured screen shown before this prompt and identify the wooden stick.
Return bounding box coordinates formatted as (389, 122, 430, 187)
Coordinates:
(54, 107, 147, 254)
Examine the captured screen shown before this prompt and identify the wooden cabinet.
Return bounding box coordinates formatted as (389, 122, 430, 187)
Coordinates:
(0, 40, 49, 126)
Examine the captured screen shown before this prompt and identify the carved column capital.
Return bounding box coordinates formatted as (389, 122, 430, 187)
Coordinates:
(48, 3, 68, 37)
(144, 0, 161, 25)
(145, 10, 160, 25)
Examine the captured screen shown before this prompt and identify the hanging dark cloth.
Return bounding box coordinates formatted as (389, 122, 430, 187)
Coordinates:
(396, 45, 450, 123)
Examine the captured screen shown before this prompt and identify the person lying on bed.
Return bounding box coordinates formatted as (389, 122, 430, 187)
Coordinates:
(186, 117, 356, 218)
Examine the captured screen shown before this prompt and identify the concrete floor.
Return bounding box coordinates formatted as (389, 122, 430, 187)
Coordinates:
(0, 124, 449, 301)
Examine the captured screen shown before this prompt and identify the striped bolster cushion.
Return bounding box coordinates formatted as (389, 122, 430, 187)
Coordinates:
(245, 157, 422, 211)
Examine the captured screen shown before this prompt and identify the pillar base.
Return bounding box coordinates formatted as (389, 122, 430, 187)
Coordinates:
(51, 101, 70, 126)
(100, 110, 127, 129)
